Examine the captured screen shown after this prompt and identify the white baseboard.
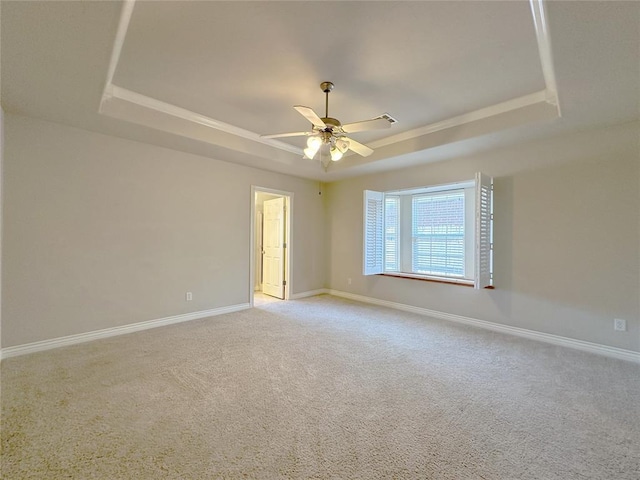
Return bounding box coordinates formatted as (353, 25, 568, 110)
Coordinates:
(328, 290, 640, 364)
(0, 303, 251, 360)
(290, 289, 329, 300)
(4, 291, 637, 364)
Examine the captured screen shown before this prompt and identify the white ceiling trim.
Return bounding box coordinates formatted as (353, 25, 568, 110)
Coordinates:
(368, 90, 549, 150)
(104, 84, 302, 155)
(100, 0, 135, 107)
(98, 0, 561, 167)
(529, 0, 561, 115)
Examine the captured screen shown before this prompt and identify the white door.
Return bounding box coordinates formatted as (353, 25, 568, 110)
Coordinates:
(262, 197, 285, 299)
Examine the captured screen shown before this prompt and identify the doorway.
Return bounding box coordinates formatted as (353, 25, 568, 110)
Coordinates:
(250, 187, 292, 305)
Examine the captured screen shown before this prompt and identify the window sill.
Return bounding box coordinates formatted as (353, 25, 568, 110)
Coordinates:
(382, 272, 482, 288)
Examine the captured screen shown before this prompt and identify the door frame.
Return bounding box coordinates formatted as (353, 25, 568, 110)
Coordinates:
(250, 186, 293, 306)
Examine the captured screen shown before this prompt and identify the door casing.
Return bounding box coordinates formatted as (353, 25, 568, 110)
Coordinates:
(250, 186, 292, 305)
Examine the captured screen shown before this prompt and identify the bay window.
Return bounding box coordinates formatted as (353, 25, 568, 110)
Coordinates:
(363, 173, 493, 288)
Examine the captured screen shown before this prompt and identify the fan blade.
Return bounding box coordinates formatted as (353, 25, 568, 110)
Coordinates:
(344, 136, 374, 157)
(294, 105, 326, 128)
(260, 131, 311, 139)
(342, 117, 391, 133)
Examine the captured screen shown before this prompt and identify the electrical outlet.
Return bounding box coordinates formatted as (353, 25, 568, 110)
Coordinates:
(186, 292, 193, 302)
(613, 318, 626, 331)
(347, 278, 352, 285)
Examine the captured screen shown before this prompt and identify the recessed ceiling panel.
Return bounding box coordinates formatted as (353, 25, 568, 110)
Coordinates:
(114, 1, 545, 145)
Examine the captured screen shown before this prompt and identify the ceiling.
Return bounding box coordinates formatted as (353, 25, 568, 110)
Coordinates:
(2, 1, 638, 181)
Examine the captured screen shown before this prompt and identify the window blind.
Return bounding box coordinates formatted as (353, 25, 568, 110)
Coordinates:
(411, 191, 465, 277)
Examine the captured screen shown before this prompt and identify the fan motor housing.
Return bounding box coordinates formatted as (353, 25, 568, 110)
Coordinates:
(321, 117, 341, 129)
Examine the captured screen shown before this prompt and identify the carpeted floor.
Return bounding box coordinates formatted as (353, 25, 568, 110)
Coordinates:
(1, 295, 639, 479)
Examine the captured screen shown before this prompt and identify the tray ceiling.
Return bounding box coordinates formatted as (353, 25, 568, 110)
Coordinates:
(2, 1, 638, 180)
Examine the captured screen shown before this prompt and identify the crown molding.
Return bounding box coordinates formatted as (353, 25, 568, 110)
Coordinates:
(368, 90, 549, 150)
(104, 85, 302, 155)
(530, 0, 561, 115)
(101, 0, 135, 106)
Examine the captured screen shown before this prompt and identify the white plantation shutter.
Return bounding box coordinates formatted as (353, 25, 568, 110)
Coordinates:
(363, 190, 384, 275)
(384, 196, 400, 271)
(474, 172, 493, 289)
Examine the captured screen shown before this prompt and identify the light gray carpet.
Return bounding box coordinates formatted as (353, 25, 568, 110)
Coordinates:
(2, 295, 639, 479)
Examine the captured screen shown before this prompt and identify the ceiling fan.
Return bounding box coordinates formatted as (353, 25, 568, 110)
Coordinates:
(261, 81, 395, 165)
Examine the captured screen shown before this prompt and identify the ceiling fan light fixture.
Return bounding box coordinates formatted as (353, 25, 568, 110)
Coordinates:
(335, 138, 350, 154)
(304, 135, 323, 159)
(304, 146, 319, 159)
(330, 145, 343, 161)
(307, 135, 322, 149)
(261, 81, 389, 168)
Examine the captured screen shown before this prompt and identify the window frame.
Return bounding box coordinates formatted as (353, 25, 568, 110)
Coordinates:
(363, 173, 493, 289)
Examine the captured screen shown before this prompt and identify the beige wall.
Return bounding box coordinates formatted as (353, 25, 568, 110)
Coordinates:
(3, 114, 638, 353)
(326, 121, 640, 352)
(0, 107, 4, 350)
(2, 115, 326, 347)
